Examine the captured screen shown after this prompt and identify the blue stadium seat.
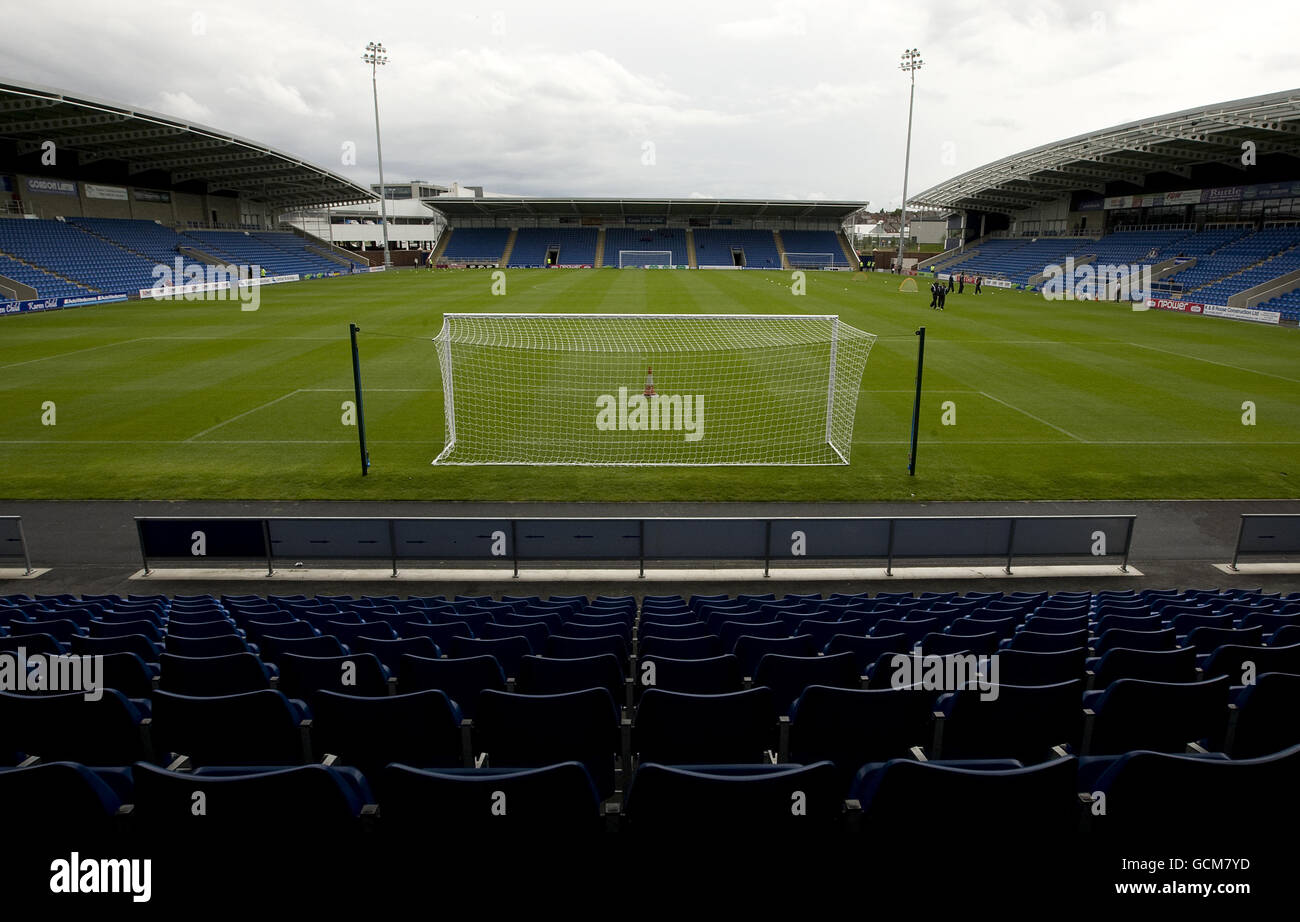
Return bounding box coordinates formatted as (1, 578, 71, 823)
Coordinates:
(474, 688, 621, 800)
(150, 689, 307, 766)
(624, 762, 842, 831)
(158, 652, 273, 696)
(397, 654, 506, 718)
(1081, 676, 1229, 754)
(633, 688, 776, 765)
(311, 689, 463, 783)
(132, 762, 371, 836)
(934, 680, 1083, 762)
(1083, 742, 1300, 832)
(752, 652, 859, 717)
(276, 653, 390, 701)
(516, 653, 625, 701)
(0, 689, 150, 766)
(382, 761, 603, 832)
(852, 756, 1077, 833)
(788, 685, 936, 792)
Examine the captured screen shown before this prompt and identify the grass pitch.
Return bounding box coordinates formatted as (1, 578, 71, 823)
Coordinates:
(0, 268, 1296, 501)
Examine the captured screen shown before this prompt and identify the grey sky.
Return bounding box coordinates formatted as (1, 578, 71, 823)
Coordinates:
(4, 0, 1299, 206)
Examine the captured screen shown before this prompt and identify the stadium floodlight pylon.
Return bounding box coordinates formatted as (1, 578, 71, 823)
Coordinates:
(783, 252, 836, 270)
(433, 313, 877, 466)
(618, 250, 675, 268)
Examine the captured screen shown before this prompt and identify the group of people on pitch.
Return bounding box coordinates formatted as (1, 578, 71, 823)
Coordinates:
(929, 273, 981, 309)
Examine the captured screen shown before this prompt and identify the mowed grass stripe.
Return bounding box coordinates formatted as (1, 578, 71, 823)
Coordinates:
(0, 268, 1295, 500)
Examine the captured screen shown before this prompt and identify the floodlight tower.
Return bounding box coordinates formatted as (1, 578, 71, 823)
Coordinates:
(363, 41, 392, 270)
(896, 48, 923, 275)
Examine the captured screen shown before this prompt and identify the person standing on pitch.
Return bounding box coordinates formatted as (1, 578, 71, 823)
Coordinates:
(947, 275, 954, 293)
(937, 283, 947, 310)
(975, 276, 983, 294)
(929, 281, 939, 309)
(958, 275, 964, 294)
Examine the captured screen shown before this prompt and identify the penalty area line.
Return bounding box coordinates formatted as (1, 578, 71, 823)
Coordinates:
(183, 389, 305, 442)
(977, 391, 1087, 442)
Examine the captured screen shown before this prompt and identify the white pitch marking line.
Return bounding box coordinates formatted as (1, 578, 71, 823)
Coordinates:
(0, 337, 151, 370)
(1129, 343, 1300, 385)
(184, 389, 304, 442)
(977, 391, 1087, 442)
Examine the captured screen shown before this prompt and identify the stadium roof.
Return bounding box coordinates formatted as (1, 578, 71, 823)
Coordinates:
(423, 197, 864, 221)
(0, 78, 376, 208)
(910, 89, 1300, 213)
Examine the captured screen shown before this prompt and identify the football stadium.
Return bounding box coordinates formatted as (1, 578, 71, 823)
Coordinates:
(2, 1, 1300, 904)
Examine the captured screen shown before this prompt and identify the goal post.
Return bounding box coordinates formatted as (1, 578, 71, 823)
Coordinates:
(433, 313, 877, 466)
(618, 250, 675, 268)
(783, 252, 837, 270)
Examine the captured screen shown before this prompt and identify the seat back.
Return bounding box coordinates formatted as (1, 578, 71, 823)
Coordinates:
(789, 685, 936, 793)
(633, 687, 776, 765)
(474, 688, 620, 800)
(150, 689, 306, 766)
(132, 762, 367, 836)
(516, 654, 624, 700)
(396, 654, 506, 718)
(853, 756, 1077, 833)
(0, 690, 148, 765)
(938, 680, 1083, 761)
(752, 652, 859, 717)
(382, 761, 602, 832)
(277, 653, 389, 701)
(624, 762, 842, 832)
(1090, 646, 1198, 688)
(312, 689, 462, 783)
(158, 652, 271, 696)
(1090, 742, 1300, 832)
(1087, 676, 1230, 755)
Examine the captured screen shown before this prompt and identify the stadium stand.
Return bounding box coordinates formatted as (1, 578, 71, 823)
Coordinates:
(0, 217, 355, 300)
(0, 218, 157, 294)
(692, 228, 782, 268)
(779, 230, 854, 267)
(3, 586, 1300, 835)
(179, 229, 345, 277)
(438, 227, 511, 264)
(0, 251, 91, 299)
(507, 227, 598, 267)
(602, 227, 688, 267)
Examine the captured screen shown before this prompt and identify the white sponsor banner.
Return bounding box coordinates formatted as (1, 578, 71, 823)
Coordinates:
(1202, 304, 1280, 325)
(1162, 189, 1203, 205)
(368, 265, 386, 272)
(139, 273, 299, 299)
(84, 183, 129, 201)
(981, 278, 1016, 289)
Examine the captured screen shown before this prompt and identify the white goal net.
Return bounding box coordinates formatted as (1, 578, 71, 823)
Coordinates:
(433, 313, 878, 465)
(784, 252, 837, 269)
(618, 250, 675, 268)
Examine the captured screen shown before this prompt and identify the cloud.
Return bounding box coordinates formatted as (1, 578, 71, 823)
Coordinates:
(155, 91, 212, 123)
(0, 0, 1298, 206)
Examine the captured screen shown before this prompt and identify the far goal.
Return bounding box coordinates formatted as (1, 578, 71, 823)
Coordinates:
(433, 313, 878, 465)
(618, 250, 675, 268)
(783, 252, 837, 270)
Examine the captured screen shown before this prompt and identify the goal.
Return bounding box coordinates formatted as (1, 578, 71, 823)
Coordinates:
(618, 250, 675, 268)
(783, 252, 837, 270)
(433, 313, 878, 465)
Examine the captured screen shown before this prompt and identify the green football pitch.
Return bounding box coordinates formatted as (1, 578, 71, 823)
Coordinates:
(0, 268, 1296, 501)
